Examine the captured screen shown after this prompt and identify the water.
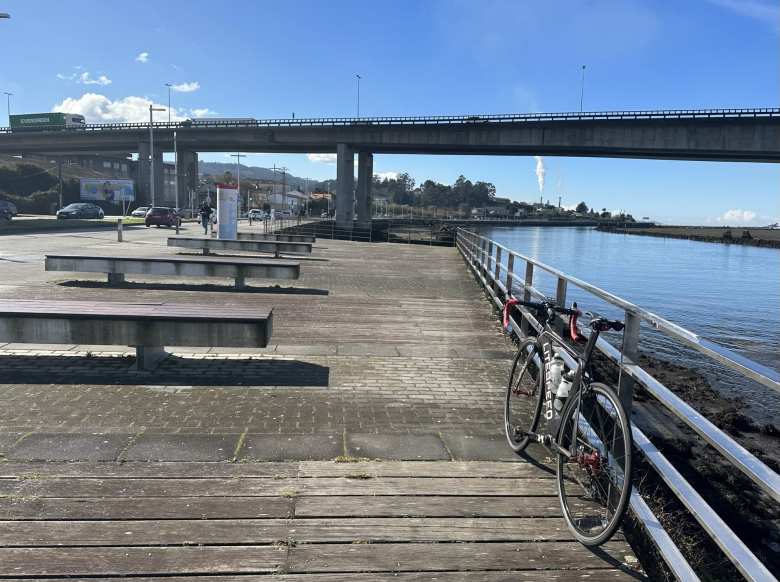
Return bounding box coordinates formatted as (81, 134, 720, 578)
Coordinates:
(481, 226, 780, 423)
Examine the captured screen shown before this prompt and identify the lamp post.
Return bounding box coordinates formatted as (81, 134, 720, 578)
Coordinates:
(165, 83, 172, 123)
(355, 74, 361, 117)
(3, 92, 11, 125)
(148, 104, 165, 206)
(0, 13, 9, 19)
(230, 153, 245, 215)
(579, 65, 586, 113)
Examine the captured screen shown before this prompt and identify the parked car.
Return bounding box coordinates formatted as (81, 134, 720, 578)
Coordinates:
(56, 203, 104, 220)
(131, 206, 149, 218)
(320, 211, 329, 218)
(0, 200, 18, 217)
(145, 206, 181, 228)
(248, 209, 267, 220)
(0, 208, 11, 223)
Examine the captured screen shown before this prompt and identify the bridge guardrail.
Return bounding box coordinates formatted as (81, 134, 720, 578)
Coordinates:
(1, 107, 778, 133)
(456, 227, 779, 582)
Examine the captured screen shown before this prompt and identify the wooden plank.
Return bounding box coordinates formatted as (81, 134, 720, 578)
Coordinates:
(298, 461, 552, 479)
(0, 462, 298, 479)
(0, 477, 556, 498)
(0, 517, 577, 546)
(293, 496, 563, 518)
(0, 496, 292, 520)
(0, 546, 284, 577)
(287, 541, 640, 573)
(0, 571, 642, 581)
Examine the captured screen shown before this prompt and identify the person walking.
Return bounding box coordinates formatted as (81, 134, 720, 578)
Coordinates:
(198, 201, 213, 235)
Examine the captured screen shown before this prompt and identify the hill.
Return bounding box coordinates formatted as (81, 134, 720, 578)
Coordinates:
(198, 161, 316, 190)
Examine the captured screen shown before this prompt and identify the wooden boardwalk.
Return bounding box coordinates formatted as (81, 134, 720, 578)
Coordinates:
(0, 461, 642, 579)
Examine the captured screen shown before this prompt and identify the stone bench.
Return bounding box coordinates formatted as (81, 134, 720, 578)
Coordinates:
(168, 236, 312, 257)
(0, 299, 273, 370)
(45, 254, 300, 289)
(237, 232, 316, 243)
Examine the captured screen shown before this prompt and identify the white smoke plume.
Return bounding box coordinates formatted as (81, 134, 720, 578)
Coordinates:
(533, 156, 546, 193)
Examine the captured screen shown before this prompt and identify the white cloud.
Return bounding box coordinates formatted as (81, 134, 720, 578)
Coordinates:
(135, 51, 150, 63)
(307, 153, 337, 164)
(57, 70, 112, 86)
(171, 81, 200, 93)
(52, 93, 187, 123)
(374, 171, 399, 181)
(78, 72, 111, 86)
(189, 107, 216, 118)
(708, 0, 780, 33)
(718, 209, 758, 224)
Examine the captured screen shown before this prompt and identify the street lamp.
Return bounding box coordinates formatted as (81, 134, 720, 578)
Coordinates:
(165, 83, 172, 123)
(0, 13, 10, 18)
(3, 92, 12, 125)
(579, 65, 586, 113)
(355, 74, 361, 118)
(148, 104, 165, 206)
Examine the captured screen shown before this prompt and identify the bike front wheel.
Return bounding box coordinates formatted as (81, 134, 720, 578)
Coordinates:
(556, 382, 633, 546)
(504, 338, 544, 454)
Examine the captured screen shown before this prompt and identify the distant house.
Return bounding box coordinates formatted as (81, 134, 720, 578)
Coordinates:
(269, 189, 308, 211)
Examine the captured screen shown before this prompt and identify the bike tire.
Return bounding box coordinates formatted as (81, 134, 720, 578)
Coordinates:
(556, 382, 633, 546)
(504, 338, 545, 454)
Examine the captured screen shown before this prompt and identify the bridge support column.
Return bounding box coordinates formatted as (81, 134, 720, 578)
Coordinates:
(335, 143, 354, 229)
(177, 150, 198, 211)
(137, 142, 150, 205)
(356, 151, 372, 228)
(152, 150, 164, 207)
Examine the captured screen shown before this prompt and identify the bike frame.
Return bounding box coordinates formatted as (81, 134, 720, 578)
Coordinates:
(526, 317, 604, 455)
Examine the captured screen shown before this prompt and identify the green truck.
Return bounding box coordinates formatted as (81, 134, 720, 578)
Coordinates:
(9, 112, 86, 131)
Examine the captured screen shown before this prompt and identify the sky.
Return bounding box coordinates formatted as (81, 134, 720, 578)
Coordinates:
(0, 0, 778, 224)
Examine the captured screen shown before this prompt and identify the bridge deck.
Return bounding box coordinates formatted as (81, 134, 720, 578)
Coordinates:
(0, 226, 644, 578)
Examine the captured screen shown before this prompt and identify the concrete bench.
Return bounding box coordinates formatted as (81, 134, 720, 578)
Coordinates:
(237, 232, 316, 244)
(0, 299, 273, 370)
(168, 236, 312, 257)
(45, 254, 300, 289)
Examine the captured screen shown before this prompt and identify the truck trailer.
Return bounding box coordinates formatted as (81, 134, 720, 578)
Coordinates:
(9, 112, 86, 131)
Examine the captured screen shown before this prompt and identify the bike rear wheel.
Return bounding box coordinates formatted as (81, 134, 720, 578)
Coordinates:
(504, 338, 544, 453)
(556, 382, 633, 546)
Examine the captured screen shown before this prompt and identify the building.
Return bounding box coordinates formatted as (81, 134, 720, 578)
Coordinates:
(269, 189, 308, 212)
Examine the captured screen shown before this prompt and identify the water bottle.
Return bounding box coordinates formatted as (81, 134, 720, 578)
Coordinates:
(549, 355, 565, 393)
(554, 372, 574, 415)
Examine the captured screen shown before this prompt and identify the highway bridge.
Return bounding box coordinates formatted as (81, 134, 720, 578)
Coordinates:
(1, 108, 778, 227)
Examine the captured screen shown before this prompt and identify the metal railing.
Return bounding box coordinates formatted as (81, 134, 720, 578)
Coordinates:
(1, 107, 777, 133)
(456, 228, 779, 582)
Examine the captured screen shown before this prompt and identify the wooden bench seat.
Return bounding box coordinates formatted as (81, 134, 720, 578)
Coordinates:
(237, 232, 316, 243)
(45, 254, 300, 289)
(0, 299, 272, 370)
(168, 236, 312, 257)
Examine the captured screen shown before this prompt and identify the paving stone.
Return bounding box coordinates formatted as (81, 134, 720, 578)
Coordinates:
(337, 344, 400, 357)
(439, 432, 519, 461)
(0, 433, 23, 454)
(122, 434, 240, 461)
(346, 433, 451, 460)
(275, 344, 338, 356)
(2, 343, 76, 351)
(8, 433, 132, 462)
(241, 433, 343, 461)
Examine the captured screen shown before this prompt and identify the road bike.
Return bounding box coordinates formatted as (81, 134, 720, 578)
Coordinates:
(503, 298, 633, 546)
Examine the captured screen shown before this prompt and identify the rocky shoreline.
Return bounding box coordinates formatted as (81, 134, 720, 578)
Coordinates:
(597, 225, 780, 249)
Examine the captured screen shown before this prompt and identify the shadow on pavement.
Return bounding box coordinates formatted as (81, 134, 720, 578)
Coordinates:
(58, 280, 330, 296)
(0, 354, 330, 387)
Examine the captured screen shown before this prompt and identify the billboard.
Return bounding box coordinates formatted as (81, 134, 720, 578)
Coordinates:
(216, 184, 238, 240)
(80, 179, 135, 203)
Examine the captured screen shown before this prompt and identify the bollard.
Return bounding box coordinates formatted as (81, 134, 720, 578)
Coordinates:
(117, 218, 123, 242)
(175, 220, 180, 235)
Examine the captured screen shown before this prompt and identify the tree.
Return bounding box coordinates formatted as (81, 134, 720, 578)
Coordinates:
(575, 201, 588, 213)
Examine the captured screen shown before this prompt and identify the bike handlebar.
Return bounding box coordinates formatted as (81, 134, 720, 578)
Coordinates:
(514, 299, 578, 317)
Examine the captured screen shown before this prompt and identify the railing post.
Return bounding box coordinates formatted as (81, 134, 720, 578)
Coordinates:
(556, 277, 567, 307)
(487, 240, 493, 276)
(505, 254, 515, 297)
(116, 218, 123, 243)
(494, 246, 502, 295)
(521, 262, 534, 336)
(619, 311, 640, 412)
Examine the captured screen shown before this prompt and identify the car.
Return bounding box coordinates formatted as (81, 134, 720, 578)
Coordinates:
(0, 200, 18, 217)
(145, 206, 181, 228)
(56, 203, 104, 220)
(0, 208, 11, 223)
(131, 206, 149, 218)
(248, 209, 267, 220)
(320, 211, 330, 218)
